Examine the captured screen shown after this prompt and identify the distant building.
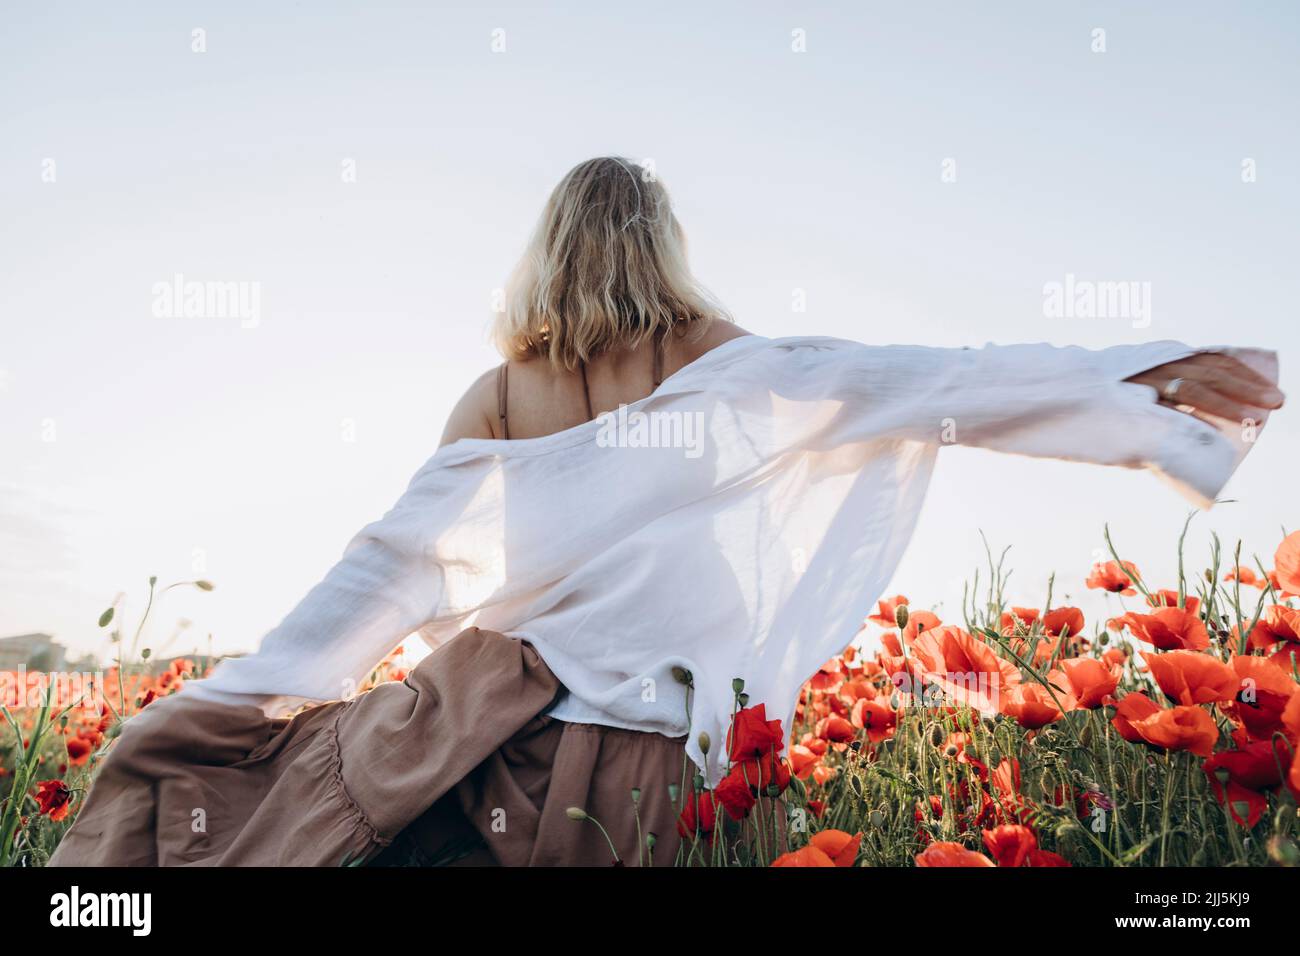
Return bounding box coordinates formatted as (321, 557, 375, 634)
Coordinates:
(0, 633, 66, 671)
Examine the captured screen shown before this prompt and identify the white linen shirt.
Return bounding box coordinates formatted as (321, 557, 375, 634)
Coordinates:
(181, 335, 1277, 785)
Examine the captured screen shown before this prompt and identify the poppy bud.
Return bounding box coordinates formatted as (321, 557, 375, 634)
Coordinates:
(1098, 632, 1109, 646)
(929, 725, 945, 747)
(738, 693, 749, 706)
(645, 832, 658, 850)
(667, 783, 680, 803)
(869, 809, 885, 828)
(697, 732, 711, 755)
(944, 744, 958, 757)
(732, 678, 745, 695)
(692, 772, 705, 793)
(1214, 767, 1231, 785)
(630, 787, 641, 804)
(565, 807, 588, 821)
(672, 666, 692, 685)
(895, 605, 910, 630)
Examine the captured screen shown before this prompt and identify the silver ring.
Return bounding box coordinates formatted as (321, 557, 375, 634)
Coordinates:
(1162, 377, 1185, 402)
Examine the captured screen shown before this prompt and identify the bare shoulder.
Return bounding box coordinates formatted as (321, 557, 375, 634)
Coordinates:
(438, 365, 500, 447)
(679, 318, 753, 362)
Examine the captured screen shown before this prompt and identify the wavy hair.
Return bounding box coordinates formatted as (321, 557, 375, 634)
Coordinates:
(494, 157, 730, 370)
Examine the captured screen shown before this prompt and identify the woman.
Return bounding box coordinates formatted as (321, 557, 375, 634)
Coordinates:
(52, 157, 1282, 867)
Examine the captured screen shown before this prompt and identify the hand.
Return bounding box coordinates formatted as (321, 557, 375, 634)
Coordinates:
(1125, 352, 1284, 422)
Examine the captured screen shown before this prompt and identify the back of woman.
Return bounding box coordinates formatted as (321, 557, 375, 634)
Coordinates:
(49, 157, 1282, 869)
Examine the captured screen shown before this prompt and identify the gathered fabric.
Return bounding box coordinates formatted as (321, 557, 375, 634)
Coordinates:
(49, 628, 570, 866)
(177, 334, 1276, 786)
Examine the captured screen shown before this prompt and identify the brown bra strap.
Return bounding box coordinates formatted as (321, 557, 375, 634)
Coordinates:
(496, 362, 509, 439)
(651, 325, 665, 388)
(496, 327, 666, 438)
(578, 361, 595, 421)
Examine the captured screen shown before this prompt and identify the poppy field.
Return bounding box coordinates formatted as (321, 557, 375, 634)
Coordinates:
(4, 526, 1299, 868)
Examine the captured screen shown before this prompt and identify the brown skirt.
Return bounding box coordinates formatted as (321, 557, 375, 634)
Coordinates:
(49, 628, 689, 867)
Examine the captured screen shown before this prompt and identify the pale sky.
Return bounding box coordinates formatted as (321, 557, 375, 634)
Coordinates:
(2, 2, 1296, 665)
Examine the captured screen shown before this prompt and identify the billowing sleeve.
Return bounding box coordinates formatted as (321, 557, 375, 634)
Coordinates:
(792, 338, 1278, 509)
(177, 453, 477, 714)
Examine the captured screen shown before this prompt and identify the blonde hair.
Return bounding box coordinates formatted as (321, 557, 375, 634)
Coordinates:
(494, 157, 730, 370)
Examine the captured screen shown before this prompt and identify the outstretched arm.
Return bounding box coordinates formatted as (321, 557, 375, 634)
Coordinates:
(758, 337, 1283, 507)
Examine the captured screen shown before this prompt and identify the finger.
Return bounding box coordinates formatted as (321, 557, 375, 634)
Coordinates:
(1184, 353, 1284, 408)
(1162, 379, 1256, 422)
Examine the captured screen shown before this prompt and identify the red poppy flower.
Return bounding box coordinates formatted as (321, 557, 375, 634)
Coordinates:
(915, 841, 995, 867)
(869, 595, 909, 627)
(1087, 560, 1140, 595)
(907, 626, 1021, 714)
(727, 704, 785, 763)
(807, 665, 843, 693)
(1109, 607, 1210, 651)
(1225, 654, 1298, 740)
(1204, 738, 1294, 827)
(715, 752, 792, 820)
(713, 767, 757, 820)
(1275, 531, 1300, 597)
(1026, 848, 1072, 867)
(1257, 605, 1300, 645)
(840, 678, 877, 703)
(814, 714, 856, 744)
(1127, 704, 1219, 757)
(850, 698, 897, 742)
(902, 610, 943, 645)
(799, 733, 829, 757)
(1284, 693, 1300, 796)
(880, 630, 904, 657)
(1000, 683, 1066, 729)
(1054, 657, 1121, 709)
(676, 788, 718, 839)
(1102, 650, 1128, 673)
(34, 779, 72, 822)
(788, 744, 821, 780)
(982, 824, 1037, 867)
(809, 829, 862, 866)
(1214, 738, 1291, 790)
(1224, 566, 1265, 589)
(64, 735, 94, 767)
(1042, 607, 1085, 638)
(771, 845, 836, 867)
(811, 764, 837, 787)
(1145, 650, 1238, 706)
